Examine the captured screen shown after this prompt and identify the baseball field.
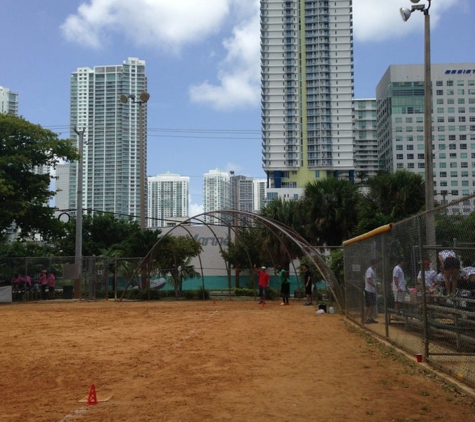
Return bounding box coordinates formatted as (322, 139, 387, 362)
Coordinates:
(1, 299, 474, 421)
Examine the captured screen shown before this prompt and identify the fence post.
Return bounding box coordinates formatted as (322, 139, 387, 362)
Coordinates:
(418, 215, 430, 359)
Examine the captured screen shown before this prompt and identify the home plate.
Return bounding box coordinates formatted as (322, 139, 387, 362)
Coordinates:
(78, 395, 113, 403)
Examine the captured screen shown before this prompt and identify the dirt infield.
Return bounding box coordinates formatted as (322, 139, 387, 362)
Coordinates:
(1, 299, 474, 422)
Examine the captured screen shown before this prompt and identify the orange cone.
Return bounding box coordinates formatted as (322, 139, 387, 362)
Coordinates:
(87, 384, 98, 406)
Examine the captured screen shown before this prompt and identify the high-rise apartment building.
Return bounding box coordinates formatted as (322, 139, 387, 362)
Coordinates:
(253, 179, 267, 212)
(260, 0, 354, 199)
(203, 169, 231, 225)
(54, 164, 70, 216)
(148, 173, 189, 228)
(69, 57, 148, 222)
(354, 99, 379, 180)
(0, 86, 18, 115)
(377, 63, 475, 208)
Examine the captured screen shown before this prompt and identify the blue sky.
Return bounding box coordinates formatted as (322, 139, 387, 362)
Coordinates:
(0, 0, 472, 215)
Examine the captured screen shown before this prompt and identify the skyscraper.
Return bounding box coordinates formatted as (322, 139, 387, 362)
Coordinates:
(377, 63, 475, 209)
(260, 0, 354, 199)
(203, 169, 231, 225)
(353, 99, 379, 181)
(252, 178, 267, 212)
(69, 57, 148, 222)
(55, 163, 70, 216)
(0, 86, 18, 115)
(148, 173, 189, 228)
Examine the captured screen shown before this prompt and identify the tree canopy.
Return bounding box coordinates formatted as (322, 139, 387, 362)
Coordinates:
(0, 114, 79, 239)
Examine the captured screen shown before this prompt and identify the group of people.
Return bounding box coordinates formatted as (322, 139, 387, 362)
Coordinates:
(11, 270, 56, 300)
(253, 264, 314, 306)
(364, 246, 475, 323)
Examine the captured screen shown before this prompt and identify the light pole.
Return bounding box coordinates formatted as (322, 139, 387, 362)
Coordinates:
(400, 0, 435, 251)
(120, 92, 150, 229)
(73, 126, 84, 299)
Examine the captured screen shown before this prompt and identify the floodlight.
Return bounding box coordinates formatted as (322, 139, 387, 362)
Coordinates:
(400, 7, 412, 21)
(120, 94, 128, 104)
(139, 92, 150, 103)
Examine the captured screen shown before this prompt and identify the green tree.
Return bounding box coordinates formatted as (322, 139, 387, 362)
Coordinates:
(54, 213, 142, 256)
(302, 178, 360, 246)
(0, 114, 79, 239)
(220, 227, 262, 288)
(258, 198, 306, 264)
(155, 236, 202, 295)
(357, 170, 424, 234)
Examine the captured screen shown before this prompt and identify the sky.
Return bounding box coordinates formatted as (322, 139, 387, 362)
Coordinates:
(0, 0, 473, 215)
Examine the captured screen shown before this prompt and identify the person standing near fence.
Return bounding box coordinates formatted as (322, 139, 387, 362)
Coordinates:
(438, 246, 460, 296)
(364, 259, 378, 324)
(48, 272, 56, 300)
(392, 258, 406, 312)
(39, 270, 47, 300)
(278, 266, 290, 306)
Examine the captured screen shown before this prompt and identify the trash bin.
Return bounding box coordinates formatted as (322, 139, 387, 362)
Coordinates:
(294, 290, 304, 299)
(63, 285, 74, 299)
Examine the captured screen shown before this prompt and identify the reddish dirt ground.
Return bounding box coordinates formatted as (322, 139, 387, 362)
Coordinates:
(1, 299, 474, 422)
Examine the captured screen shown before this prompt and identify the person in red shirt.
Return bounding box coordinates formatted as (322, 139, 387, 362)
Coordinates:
(254, 265, 270, 304)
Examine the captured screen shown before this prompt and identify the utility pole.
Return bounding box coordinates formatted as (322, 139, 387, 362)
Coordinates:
(120, 92, 150, 229)
(74, 127, 84, 299)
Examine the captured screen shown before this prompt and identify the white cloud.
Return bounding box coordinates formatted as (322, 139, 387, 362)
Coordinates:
(61, 0, 466, 112)
(353, 0, 463, 42)
(60, 0, 232, 52)
(189, 10, 260, 111)
(189, 202, 204, 218)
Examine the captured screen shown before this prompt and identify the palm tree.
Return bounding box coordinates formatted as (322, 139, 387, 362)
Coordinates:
(357, 170, 424, 234)
(302, 178, 360, 246)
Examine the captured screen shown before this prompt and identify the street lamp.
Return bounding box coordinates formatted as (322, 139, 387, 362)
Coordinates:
(400, 0, 435, 251)
(120, 92, 150, 229)
(74, 126, 84, 299)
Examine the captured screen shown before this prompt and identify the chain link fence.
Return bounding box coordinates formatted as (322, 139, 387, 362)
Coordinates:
(344, 194, 475, 388)
(0, 256, 143, 300)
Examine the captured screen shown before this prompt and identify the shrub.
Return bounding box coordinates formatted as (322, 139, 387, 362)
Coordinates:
(196, 287, 210, 300)
(234, 288, 254, 297)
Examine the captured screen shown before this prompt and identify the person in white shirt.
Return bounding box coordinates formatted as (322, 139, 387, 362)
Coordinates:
(417, 260, 437, 292)
(392, 258, 406, 312)
(364, 259, 378, 324)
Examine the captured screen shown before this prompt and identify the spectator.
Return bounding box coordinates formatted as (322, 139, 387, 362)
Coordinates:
(438, 246, 460, 296)
(254, 265, 270, 304)
(12, 273, 22, 293)
(303, 264, 313, 306)
(23, 274, 32, 290)
(392, 258, 406, 312)
(364, 259, 378, 324)
(48, 272, 56, 299)
(39, 270, 48, 300)
(417, 260, 437, 292)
